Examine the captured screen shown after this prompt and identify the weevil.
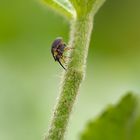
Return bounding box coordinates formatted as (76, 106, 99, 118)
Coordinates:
(51, 37, 68, 70)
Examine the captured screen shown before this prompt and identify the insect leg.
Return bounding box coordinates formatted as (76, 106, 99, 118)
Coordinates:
(64, 47, 74, 51)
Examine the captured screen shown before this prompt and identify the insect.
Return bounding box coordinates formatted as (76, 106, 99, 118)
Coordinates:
(51, 37, 69, 70)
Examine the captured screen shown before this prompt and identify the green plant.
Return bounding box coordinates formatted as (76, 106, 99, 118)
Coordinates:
(43, 0, 106, 140)
(80, 93, 140, 140)
(43, 1, 140, 140)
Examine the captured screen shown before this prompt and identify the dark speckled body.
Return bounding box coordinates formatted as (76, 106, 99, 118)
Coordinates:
(51, 37, 66, 70)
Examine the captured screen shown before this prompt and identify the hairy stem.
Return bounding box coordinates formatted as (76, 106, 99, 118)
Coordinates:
(45, 13, 94, 140)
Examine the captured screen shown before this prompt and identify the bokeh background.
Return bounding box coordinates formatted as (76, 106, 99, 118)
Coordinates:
(0, 0, 140, 140)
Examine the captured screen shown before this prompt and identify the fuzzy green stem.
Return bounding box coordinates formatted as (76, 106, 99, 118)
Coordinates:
(45, 13, 94, 140)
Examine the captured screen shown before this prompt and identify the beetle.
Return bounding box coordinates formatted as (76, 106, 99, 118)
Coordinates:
(51, 37, 67, 70)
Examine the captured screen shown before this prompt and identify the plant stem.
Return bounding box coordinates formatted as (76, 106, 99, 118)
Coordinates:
(45, 12, 94, 140)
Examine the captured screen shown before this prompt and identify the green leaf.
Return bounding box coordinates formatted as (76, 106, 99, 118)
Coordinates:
(80, 93, 140, 140)
(43, 0, 106, 19)
(69, 0, 106, 17)
(131, 117, 140, 140)
(43, 0, 75, 19)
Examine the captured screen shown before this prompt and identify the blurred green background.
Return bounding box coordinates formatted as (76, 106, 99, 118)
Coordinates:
(0, 0, 140, 140)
